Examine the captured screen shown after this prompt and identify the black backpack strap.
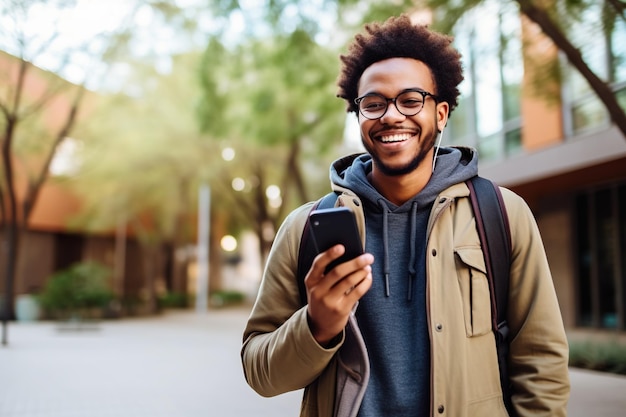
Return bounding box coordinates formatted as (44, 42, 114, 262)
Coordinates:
(466, 176, 514, 415)
(466, 176, 511, 332)
(297, 192, 340, 306)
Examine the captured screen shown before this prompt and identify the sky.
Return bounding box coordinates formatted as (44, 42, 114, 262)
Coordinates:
(0, 0, 341, 91)
(2, 0, 133, 85)
(1, 0, 232, 90)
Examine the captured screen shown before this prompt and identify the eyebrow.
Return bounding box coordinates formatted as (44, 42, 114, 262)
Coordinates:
(361, 87, 432, 97)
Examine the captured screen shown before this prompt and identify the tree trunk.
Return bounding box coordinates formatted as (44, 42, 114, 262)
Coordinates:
(22, 86, 84, 220)
(518, 0, 626, 139)
(1, 58, 84, 344)
(1, 222, 18, 345)
(1, 117, 19, 344)
(252, 164, 274, 262)
(278, 138, 309, 221)
(141, 244, 159, 314)
(606, 0, 625, 19)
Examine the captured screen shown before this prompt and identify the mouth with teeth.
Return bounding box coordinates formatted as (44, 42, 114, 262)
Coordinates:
(376, 132, 414, 143)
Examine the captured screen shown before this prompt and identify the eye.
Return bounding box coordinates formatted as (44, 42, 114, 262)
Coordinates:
(360, 96, 386, 111)
(398, 93, 424, 108)
(364, 101, 385, 110)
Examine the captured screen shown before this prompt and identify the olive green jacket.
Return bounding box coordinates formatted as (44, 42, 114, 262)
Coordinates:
(242, 182, 570, 417)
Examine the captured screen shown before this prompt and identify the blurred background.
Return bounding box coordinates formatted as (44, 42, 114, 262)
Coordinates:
(1, 0, 626, 375)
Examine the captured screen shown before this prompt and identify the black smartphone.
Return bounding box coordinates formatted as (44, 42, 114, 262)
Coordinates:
(309, 207, 363, 273)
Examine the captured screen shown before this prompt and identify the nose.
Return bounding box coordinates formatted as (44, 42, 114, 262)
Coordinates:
(379, 99, 406, 123)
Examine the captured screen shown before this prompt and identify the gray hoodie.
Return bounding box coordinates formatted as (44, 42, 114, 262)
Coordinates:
(330, 147, 478, 416)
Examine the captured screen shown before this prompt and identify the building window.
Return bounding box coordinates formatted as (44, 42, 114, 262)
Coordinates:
(575, 182, 626, 330)
(563, 1, 626, 135)
(449, 0, 523, 162)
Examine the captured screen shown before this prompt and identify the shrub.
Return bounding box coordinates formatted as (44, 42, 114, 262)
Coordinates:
(157, 292, 190, 309)
(39, 261, 115, 319)
(210, 290, 245, 307)
(569, 339, 626, 375)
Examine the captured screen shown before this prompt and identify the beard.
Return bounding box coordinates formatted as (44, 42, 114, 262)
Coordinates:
(361, 129, 438, 177)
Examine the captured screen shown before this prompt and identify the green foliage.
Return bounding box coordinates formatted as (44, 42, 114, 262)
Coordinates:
(196, 30, 347, 238)
(352, 0, 421, 24)
(157, 292, 191, 309)
(210, 290, 245, 307)
(569, 339, 626, 375)
(68, 53, 208, 245)
(208, 0, 339, 38)
(427, 0, 486, 33)
(198, 31, 344, 149)
(38, 261, 115, 317)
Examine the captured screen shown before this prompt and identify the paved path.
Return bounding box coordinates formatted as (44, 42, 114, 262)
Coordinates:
(0, 308, 301, 417)
(1, 307, 625, 416)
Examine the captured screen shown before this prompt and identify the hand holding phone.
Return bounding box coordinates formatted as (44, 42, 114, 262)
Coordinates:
(306, 206, 372, 346)
(309, 207, 363, 273)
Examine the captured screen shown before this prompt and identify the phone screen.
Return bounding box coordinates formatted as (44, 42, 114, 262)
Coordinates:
(309, 207, 363, 273)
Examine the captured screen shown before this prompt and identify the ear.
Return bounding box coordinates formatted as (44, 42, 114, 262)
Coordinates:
(436, 101, 449, 133)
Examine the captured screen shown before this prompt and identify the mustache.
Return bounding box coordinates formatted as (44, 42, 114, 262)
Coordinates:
(372, 126, 418, 135)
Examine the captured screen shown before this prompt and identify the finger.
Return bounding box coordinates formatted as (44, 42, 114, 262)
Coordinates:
(334, 265, 372, 298)
(345, 272, 372, 310)
(305, 244, 346, 288)
(327, 253, 374, 283)
(306, 252, 374, 305)
(320, 253, 374, 296)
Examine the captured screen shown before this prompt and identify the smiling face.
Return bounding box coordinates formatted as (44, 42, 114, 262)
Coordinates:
(357, 58, 449, 178)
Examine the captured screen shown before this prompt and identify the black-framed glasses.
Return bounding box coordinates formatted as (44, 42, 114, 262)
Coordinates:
(354, 88, 438, 120)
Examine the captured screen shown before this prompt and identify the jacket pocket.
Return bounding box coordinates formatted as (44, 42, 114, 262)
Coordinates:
(467, 392, 509, 417)
(454, 247, 492, 337)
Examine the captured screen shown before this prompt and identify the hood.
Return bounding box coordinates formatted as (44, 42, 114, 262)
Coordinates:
(330, 146, 479, 210)
(328, 147, 479, 300)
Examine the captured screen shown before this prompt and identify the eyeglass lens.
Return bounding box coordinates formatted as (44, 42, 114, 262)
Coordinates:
(358, 91, 428, 119)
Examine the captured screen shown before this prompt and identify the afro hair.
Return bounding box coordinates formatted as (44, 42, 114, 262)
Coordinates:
(337, 15, 464, 115)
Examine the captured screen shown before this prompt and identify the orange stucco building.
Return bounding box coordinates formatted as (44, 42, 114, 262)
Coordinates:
(0, 50, 178, 316)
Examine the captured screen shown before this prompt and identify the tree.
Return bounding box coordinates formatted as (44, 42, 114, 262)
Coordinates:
(0, 0, 209, 343)
(196, 32, 347, 261)
(67, 52, 214, 312)
(244, 0, 626, 139)
(0, 1, 89, 344)
(423, 0, 626, 139)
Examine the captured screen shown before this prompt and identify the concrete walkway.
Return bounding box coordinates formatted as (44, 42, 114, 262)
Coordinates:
(0, 307, 625, 416)
(0, 308, 301, 417)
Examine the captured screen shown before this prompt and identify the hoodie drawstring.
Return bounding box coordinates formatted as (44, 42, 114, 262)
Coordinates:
(378, 200, 419, 300)
(378, 200, 391, 297)
(407, 201, 418, 301)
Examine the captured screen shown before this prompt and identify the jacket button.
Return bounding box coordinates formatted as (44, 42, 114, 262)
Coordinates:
(438, 404, 445, 413)
(431, 249, 437, 256)
(435, 323, 443, 332)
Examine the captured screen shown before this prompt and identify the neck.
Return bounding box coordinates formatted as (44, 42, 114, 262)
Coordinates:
(370, 161, 434, 206)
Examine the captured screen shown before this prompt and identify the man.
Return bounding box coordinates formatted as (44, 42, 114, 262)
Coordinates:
(241, 15, 570, 417)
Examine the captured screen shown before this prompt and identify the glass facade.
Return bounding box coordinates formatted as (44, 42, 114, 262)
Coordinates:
(575, 183, 626, 330)
(449, 1, 625, 160)
(449, 0, 523, 162)
(564, 1, 626, 134)
(567, 6, 626, 331)
(447, 1, 626, 332)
